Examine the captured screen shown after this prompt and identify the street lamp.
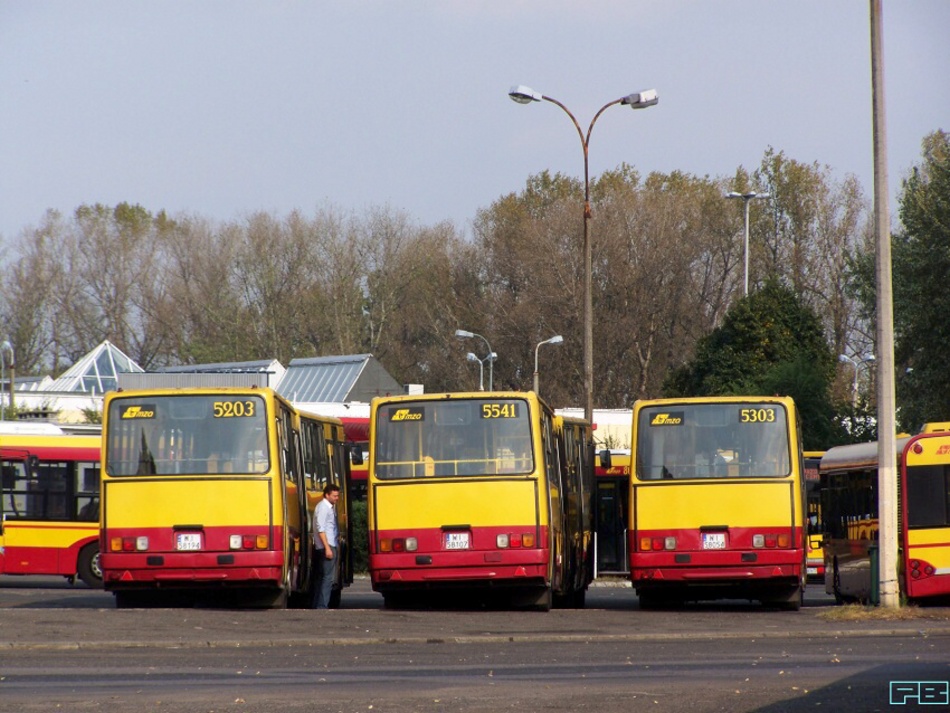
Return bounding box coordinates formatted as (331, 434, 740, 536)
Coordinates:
(725, 191, 770, 296)
(456, 329, 495, 390)
(509, 85, 657, 426)
(466, 352, 484, 391)
(533, 335, 564, 395)
(839, 353, 876, 409)
(0, 340, 12, 421)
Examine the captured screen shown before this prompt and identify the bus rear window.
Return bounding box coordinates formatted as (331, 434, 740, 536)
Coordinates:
(374, 399, 533, 479)
(636, 403, 791, 480)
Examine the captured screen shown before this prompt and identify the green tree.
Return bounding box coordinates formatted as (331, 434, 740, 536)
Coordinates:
(663, 279, 842, 449)
(884, 131, 950, 431)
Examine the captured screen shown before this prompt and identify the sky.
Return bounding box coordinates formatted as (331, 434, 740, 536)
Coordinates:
(1, 2, 948, 244)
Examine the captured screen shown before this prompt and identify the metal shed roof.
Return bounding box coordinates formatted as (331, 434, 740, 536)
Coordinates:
(276, 354, 402, 404)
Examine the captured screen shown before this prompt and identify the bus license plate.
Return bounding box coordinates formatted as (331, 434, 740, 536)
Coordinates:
(176, 533, 202, 551)
(702, 533, 726, 550)
(444, 532, 470, 550)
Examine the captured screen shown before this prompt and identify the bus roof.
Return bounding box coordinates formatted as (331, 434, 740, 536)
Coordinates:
(819, 436, 913, 474)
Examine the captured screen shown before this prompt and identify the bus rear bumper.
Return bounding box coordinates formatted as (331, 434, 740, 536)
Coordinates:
(370, 552, 549, 590)
(101, 551, 285, 590)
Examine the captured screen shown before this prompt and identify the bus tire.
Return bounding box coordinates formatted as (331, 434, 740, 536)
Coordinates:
(77, 543, 103, 589)
(328, 587, 342, 609)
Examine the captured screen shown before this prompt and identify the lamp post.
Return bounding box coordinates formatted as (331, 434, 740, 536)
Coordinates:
(839, 353, 876, 409)
(725, 191, 770, 296)
(533, 335, 564, 395)
(0, 340, 11, 421)
(466, 352, 484, 391)
(509, 85, 657, 426)
(456, 329, 495, 390)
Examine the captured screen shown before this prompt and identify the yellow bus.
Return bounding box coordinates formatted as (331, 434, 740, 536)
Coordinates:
(100, 386, 352, 608)
(619, 396, 806, 609)
(367, 391, 594, 610)
(819, 431, 950, 604)
(0, 430, 102, 587)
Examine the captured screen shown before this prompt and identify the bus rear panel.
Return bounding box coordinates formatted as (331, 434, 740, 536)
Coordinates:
(368, 392, 592, 610)
(630, 397, 806, 608)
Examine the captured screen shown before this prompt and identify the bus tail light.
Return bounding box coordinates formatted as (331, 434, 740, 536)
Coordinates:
(640, 537, 675, 551)
(753, 533, 790, 548)
(229, 535, 268, 550)
(496, 533, 533, 548)
(378, 537, 418, 553)
(111, 536, 148, 552)
(910, 559, 936, 579)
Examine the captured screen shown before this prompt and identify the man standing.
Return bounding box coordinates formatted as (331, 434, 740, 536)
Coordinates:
(312, 483, 341, 609)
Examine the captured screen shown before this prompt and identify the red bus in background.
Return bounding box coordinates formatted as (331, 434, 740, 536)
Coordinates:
(595, 450, 630, 575)
(0, 430, 102, 587)
(340, 417, 369, 500)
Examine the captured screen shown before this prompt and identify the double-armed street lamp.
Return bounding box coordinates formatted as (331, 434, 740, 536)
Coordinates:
(533, 335, 564, 396)
(457, 329, 496, 390)
(725, 190, 770, 296)
(509, 85, 658, 425)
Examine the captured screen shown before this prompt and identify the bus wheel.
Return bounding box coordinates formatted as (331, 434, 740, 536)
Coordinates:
(328, 587, 342, 609)
(77, 543, 103, 589)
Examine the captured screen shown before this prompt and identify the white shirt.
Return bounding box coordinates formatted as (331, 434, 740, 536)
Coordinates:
(313, 497, 338, 549)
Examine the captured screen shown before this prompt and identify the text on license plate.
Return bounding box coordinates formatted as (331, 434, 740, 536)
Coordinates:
(444, 532, 470, 550)
(702, 533, 726, 550)
(176, 533, 202, 551)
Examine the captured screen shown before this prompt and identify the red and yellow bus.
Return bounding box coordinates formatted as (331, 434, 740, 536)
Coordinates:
(0, 429, 102, 587)
(819, 431, 950, 604)
(594, 449, 630, 575)
(100, 386, 352, 608)
(803, 451, 825, 581)
(618, 396, 806, 609)
(367, 391, 594, 610)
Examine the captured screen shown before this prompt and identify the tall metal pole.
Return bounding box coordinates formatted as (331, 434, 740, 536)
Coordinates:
(743, 198, 751, 296)
(870, 0, 899, 608)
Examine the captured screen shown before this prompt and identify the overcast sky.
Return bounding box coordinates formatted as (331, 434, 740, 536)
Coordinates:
(1, 2, 947, 244)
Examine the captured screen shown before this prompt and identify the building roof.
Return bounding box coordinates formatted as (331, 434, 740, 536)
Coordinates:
(46, 340, 144, 395)
(276, 354, 402, 404)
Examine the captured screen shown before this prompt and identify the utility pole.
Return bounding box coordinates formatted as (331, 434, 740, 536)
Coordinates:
(870, 0, 899, 609)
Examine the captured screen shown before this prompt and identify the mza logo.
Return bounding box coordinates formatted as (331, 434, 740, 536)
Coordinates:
(650, 412, 684, 426)
(390, 408, 424, 422)
(120, 405, 156, 419)
(890, 681, 949, 706)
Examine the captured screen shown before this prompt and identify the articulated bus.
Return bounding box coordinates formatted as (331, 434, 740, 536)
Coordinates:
(819, 432, 950, 604)
(0, 429, 102, 587)
(100, 386, 353, 608)
(618, 396, 806, 609)
(367, 391, 594, 610)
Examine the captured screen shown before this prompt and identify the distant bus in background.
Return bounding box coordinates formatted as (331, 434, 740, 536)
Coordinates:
(803, 451, 825, 581)
(820, 431, 950, 604)
(0, 427, 102, 587)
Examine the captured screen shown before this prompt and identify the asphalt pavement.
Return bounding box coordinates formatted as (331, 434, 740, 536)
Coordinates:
(2, 576, 950, 651)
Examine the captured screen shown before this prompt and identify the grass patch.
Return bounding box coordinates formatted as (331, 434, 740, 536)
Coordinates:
(818, 603, 950, 622)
